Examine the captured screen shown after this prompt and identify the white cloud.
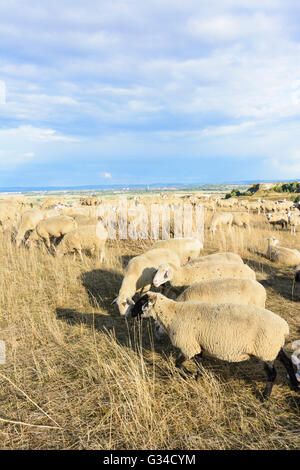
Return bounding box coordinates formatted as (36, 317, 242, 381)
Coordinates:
(186, 13, 283, 42)
(23, 152, 35, 157)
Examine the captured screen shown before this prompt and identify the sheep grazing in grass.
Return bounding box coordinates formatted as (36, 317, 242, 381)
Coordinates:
(0, 201, 19, 231)
(152, 261, 256, 290)
(130, 292, 299, 400)
(232, 212, 250, 230)
(55, 224, 107, 261)
(188, 252, 244, 265)
(149, 238, 203, 264)
(209, 212, 233, 235)
(26, 216, 77, 251)
(15, 209, 44, 247)
(266, 213, 288, 231)
(71, 214, 100, 227)
(116, 248, 181, 316)
(176, 278, 266, 308)
(266, 237, 300, 266)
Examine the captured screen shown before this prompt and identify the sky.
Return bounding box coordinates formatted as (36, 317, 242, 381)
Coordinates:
(1, 0, 300, 187)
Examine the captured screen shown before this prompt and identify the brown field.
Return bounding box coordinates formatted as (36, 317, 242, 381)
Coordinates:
(0, 200, 300, 450)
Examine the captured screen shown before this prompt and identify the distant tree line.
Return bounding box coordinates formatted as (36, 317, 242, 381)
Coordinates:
(225, 182, 300, 201)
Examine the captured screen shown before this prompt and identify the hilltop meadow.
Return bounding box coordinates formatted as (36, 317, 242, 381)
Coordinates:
(0, 190, 299, 450)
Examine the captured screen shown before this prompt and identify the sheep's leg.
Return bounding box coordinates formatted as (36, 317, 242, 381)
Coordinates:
(78, 249, 83, 262)
(175, 353, 193, 377)
(262, 360, 277, 400)
(193, 352, 204, 381)
(277, 348, 299, 392)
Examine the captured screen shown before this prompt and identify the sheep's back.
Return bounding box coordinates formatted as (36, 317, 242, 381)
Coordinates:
(170, 302, 288, 362)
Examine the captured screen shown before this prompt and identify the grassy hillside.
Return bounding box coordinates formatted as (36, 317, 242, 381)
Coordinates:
(1, 210, 299, 450)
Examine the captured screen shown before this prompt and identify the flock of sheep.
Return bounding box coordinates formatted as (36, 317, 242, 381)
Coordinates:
(1, 192, 300, 401)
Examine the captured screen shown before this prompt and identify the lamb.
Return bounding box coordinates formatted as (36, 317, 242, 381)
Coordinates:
(266, 237, 300, 266)
(116, 248, 181, 316)
(188, 252, 243, 265)
(130, 292, 299, 399)
(15, 209, 44, 247)
(25, 216, 77, 250)
(149, 238, 203, 264)
(152, 261, 256, 290)
(176, 278, 266, 307)
(55, 224, 107, 261)
(209, 212, 233, 234)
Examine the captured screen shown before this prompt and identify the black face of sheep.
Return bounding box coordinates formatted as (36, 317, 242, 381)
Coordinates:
(131, 294, 153, 319)
(295, 270, 300, 283)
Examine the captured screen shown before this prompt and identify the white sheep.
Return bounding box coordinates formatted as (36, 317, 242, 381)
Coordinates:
(209, 212, 233, 234)
(149, 237, 203, 264)
(15, 209, 44, 247)
(26, 216, 77, 250)
(266, 213, 288, 230)
(152, 261, 256, 290)
(0, 201, 20, 231)
(130, 292, 299, 399)
(176, 278, 266, 307)
(188, 252, 244, 265)
(287, 212, 300, 235)
(232, 212, 250, 230)
(116, 248, 181, 316)
(266, 237, 300, 266)
(55, 224, 107, 261)
(71, 214, 100, 227)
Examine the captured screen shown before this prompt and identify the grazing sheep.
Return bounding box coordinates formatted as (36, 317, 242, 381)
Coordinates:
(246, 201, 261, 214)
(26, 216, 77, 250)
(209, 212, 233, 234)
(55, 224, 107, 261)
(80, 196, 101, 206)
(149, 238, 203, 264)
(176, 278, 266, 307)
(232, 212, 250, 229)
(266, 237, 300, 266)
(188, 252, 244, 265)
(266, 213, 288, 230)
(15, 209, 44, 247)
(131, 292, 299, 399)
(0, 201, 19, 231)
(71, 214, 100, 227)
(152, 261, 256, 290)
(287, 212, 300, 235)
(116, 248, 181, 316)
(40, 198, 61, 210)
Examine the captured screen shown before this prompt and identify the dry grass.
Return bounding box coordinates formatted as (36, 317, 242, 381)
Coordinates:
(0, 209, 300, 450)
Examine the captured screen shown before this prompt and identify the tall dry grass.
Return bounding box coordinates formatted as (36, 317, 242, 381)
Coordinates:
(0, 209, 300, 449)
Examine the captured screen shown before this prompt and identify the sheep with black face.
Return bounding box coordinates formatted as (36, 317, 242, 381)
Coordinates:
(131, 292, 299, 400)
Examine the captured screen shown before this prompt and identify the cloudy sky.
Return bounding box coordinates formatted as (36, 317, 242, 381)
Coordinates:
(1, 0, 300, 187)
